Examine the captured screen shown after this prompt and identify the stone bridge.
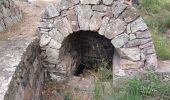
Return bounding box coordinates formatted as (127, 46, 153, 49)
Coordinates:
(39, 0, 157, 81)
(0, 0, 159, 99)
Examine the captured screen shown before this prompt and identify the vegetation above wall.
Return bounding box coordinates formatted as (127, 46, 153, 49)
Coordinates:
(136, 0, 170, 60)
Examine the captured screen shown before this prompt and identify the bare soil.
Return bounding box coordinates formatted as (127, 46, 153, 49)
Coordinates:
(0, 0, 57, 40)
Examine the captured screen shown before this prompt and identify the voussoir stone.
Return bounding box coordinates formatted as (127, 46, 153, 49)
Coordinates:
(66, 9, 79, 32)
(122, 6, 139, 23)
(120, 59, 144, 70)
(98, 16, 109, 35)
(117, 48, 141, 61)
(90, 12, 105, 31)
(111, 33, 129, 48)
(103, 0, 113, 5)
(75, 5, 92, 30)
(63, 17, 73, 33)
(104, 18, 126, 39)
(112, 2, 127, 18)
(80, 0, 101, 4)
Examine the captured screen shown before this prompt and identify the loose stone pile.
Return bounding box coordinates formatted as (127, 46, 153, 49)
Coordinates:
(38, 0, 158, 81)
(0, 0, 22, 32)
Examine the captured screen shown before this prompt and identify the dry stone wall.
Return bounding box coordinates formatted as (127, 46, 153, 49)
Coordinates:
(1, 39, 44, 100)
(38, 0, 158, 81)
(0, 0, 22, 32)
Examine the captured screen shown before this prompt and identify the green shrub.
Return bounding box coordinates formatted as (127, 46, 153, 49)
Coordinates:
(139, 0, 161, 13)
(145, 17, 170, 32)
(152, 33, 170, 59)
(160, 0, 170, 11)
(94, 69, 170, 100)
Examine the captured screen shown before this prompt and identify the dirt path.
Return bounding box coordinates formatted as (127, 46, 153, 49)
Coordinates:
(0, 0, 57, 40)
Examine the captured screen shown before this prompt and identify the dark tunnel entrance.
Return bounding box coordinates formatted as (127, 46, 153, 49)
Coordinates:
(59, 31, 115, 77)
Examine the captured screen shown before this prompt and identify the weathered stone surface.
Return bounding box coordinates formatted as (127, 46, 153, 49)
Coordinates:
(117, 48, 141, 61)
(104, 18, 126, 39)
(129, 33, 136, 40)
(139, 41, 153, 49)
(48, 39, 61, 50)
(90, 12, 105, 31)
(112, 2, 127, 18)
(80, 0, 101, 4)
(46, 47, 60, 64)
(120, 59, 144, 70)
(0, 20, 5, 32)
(130, 17, 148, 33)
(103, 0, 113, 5)
(58, 0, 79, 11)
(122, 6, 139, 23)
(135, 30, 151, 39)
(40, 34, 51, 47)
(38, 21, 53, 28)
(0, 38, 43, 100)
(145, 54, 158, 69)
(111, 33, 129, 48)
(92, 5, 107, 12)
(126, 38, 152, 47)
(4, 17, 13, 27)
(63, 17, 73, 33)
(66, 9, 79, 32)
(44, 4, 60, 18)
(75, 5, 92, 30)
(49, 28, 64, 43)
(127, 23, 131, 34)
(141, 46, 156, 55)
(0, 0, 22, 33)
(98, 16, 109, 35)
(54, 17, 70, 37)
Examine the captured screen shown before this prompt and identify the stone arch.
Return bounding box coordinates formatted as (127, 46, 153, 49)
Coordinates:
(38, 0, 157, 81)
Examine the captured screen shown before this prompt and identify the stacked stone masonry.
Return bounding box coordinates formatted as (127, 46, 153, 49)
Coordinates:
(38, 0, 158, 81)
(1, 39, 44, 100)
(0, 0, 22, 32)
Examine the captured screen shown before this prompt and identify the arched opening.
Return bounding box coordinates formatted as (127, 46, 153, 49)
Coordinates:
(58, 31, 114, 77)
